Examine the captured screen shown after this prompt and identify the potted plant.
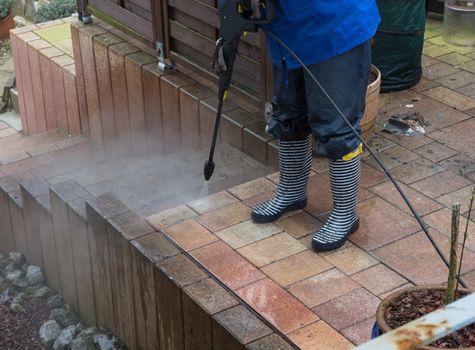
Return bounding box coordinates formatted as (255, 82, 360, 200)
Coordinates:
(373, 187, 475, 349)
(0, 0, 14, 40)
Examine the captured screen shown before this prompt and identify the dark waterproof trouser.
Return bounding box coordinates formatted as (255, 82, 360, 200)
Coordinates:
(266, 40, 372, 160)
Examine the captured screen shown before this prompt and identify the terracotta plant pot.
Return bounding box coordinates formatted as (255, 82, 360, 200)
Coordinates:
(361, 64, 381, 142)
(0, 11, 14, 40)
(375, 285, 475, 350)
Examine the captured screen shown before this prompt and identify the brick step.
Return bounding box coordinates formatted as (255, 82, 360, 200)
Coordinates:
(0, 129, 85, 166)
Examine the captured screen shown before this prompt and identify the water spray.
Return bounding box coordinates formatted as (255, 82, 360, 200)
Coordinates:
(207, 0, 466, 287)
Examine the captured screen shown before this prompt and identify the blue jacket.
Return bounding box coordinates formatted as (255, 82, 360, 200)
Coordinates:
(265, 0, 381, 69)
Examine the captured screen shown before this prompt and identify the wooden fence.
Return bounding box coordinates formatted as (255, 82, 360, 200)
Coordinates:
(85, 0, 273, 109)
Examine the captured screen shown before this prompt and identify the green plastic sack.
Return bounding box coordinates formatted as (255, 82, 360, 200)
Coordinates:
(372, 0, 426, 92)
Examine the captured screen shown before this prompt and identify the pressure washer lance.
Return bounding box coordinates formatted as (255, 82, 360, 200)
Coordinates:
(205, 0, 467, 287)
(203, 0, 275, 181)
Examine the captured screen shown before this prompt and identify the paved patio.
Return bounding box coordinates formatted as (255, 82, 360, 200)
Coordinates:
(1, 17, 475, 349)
(143, 18, 475, 349)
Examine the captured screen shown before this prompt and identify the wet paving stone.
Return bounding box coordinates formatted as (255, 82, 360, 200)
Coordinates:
(213, 305, 273, 347)
(341, 317, 375, 346)
(369, 180, 442, 217)
(275, 211, 323, 239)
(236, 278, 318, 334)
(246, 333, 294, 350)
(228, 177, 277, 200)
(237, 233, 307, 268)
(436, 185, 475, 211)
(147, 205, 197, 230)
(411, 170, 472, 199)
(197, 202, 252, 232)
(312, 288, 380, 331)
(183, 278, 239, 315)
(390, 157, 444, 184)
(215, 220, 282, 249)
(372, 231, 444, 285)
(413, 142, 458, 163)
(262, 250, 332, 287)
(288, 321, 354, 350)
(351, 264, 408, 296)
(323, 246, 378, 275)
(424, 86, 475, 111)
(288, 269, 360, 308)
(162, 219, 218, 251)
(187, 191, 238, 214)
(435, 70, 475, 90)
(350, 197, 420, 251)
(423, 208, 475, 251)
(192, 241, 265, 290)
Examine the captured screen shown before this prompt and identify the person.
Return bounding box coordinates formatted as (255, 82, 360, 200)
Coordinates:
(245, 0, 381, 251)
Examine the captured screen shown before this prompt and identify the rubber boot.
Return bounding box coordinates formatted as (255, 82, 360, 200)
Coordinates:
(312, 155, 360, 251)
(252, 137, 312, 223)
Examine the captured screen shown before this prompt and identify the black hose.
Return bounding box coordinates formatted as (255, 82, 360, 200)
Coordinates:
(265, 29, 467, 288)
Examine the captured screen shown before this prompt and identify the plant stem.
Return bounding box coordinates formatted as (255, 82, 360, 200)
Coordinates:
(455, 185, 475, 294)
(445, 203, 460, 305)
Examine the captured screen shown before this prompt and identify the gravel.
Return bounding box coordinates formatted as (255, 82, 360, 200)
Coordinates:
(0, 297, 50, 349)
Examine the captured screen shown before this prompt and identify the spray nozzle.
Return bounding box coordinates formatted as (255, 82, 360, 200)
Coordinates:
(203, 160, 216, 181)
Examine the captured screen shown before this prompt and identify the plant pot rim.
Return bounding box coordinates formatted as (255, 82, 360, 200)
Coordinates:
(369, 64, 381, 89)
(376, 285, 475, 350)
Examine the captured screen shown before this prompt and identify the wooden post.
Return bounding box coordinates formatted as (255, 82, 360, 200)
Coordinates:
(456, 185, 475, 293)
(445, 203, 460, 305)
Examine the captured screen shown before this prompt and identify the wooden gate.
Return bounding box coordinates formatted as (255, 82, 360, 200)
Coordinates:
(86, 0, 272, 107)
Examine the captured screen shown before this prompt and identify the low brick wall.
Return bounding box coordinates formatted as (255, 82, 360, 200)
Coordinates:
(10, 19, 82, 137)
(12, 18, 278, 168)
(0, 175, 294, 349)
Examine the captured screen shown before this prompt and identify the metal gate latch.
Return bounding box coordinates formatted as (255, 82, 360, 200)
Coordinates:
(155, 41, 176, 72)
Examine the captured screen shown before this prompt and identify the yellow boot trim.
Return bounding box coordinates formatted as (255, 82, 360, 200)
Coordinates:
(341, 143, 363, 161)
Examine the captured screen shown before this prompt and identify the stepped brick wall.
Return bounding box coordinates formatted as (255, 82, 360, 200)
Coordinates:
(10, 18, 81, 137)
(12, 18, 280, 167)
(0, 175, 295, 349)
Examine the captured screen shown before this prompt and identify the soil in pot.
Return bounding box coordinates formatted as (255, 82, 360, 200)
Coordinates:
(385, 289, 475, 348)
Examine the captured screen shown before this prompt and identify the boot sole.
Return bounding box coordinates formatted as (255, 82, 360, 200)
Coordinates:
(311, 219, 360, 252)
(251, 199, 307, 223)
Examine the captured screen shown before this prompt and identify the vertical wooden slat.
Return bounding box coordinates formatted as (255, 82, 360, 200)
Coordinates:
(78, 25, 107, 146)
(93, 33, 124, 149)
(28, 39, 52, 134)
(63, 64, 82, 136)
(125, 51, 156, 154)
(15, 32, 40, 135)
(71, 22, 91, 137)
(179, 84, 213, 150)
(51, 55, 74, 133)
(159, 73, 194, 152)
(143, 63, 166, 152)
(109, 42, 140, 155)
(67, 196, 97, 326)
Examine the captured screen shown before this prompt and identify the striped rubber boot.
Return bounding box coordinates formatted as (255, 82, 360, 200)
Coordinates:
(251, 137, 312, 223)
(312, 155, 361, 251)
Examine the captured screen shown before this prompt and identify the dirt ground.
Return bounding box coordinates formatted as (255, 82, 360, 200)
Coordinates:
(0, 297, 50, 350)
